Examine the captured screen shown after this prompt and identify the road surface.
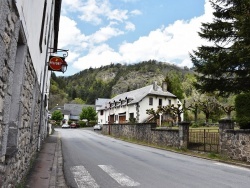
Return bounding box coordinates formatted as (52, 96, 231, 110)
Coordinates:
(58, 128, 250, 188)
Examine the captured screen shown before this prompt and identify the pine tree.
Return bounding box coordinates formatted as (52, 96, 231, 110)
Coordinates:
(190, 0, 250, 95)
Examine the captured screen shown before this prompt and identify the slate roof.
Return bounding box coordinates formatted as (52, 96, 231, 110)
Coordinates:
(64, 104, 95, 116)
(95, 98, 110, 107)
(98, 83, 177, 110)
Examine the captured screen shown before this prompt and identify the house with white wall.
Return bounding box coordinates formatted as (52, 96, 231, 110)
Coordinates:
(96, 82, 183, 124)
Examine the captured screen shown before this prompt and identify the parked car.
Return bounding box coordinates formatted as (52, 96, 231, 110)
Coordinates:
(70, 122, 79, 128)
(93, 124, 102, 131)
(62, 124, 70, 128)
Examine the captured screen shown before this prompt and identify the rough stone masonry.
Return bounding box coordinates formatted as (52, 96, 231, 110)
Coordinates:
(0, 0, 47, 187)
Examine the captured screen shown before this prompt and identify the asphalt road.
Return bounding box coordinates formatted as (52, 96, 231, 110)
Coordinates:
(58, 128, 250, 188)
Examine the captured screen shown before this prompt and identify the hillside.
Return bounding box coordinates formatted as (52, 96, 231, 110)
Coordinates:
(49, 60, 194, 109)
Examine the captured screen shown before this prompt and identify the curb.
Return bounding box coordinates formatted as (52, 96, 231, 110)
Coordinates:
(49, 132, 67, 188)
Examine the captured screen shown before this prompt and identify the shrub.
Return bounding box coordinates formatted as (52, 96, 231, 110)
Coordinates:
(88, 120, 96, 127)
(191, 123, 200, 128)
(79, 121, 86, 127)
(235, 93, 250, 129)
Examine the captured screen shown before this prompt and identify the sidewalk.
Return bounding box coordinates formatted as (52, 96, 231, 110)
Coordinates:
(25, 131, 67, 188)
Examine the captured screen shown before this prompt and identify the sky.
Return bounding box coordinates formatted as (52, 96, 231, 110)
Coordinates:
(56, 0, 214, 76)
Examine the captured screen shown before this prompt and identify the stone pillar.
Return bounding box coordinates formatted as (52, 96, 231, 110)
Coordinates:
(179, 122, 190, 149)
(219, 119, 234, 154)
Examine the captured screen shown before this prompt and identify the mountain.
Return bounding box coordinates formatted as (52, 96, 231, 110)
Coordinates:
(49, 60, 194, 109)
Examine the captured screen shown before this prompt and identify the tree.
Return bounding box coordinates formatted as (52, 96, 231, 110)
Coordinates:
(197, 97, 219, 124)
(164, 71, 184, 100)
(186, 100, 199, 123)
(79, 107, 97, 122)
(51, 110, 64, 122)
(235, 93, 250, 129)
(190, 0, 250, 95)
(160, 104, 184, 123)
(71, 98, 85, 104)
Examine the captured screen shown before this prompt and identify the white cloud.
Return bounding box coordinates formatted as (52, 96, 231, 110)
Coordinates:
(89, 26, 124, 44)
(65, 51, 81, 64)
(125, 22, 135, 31)
(63, 0, 130, 25)
(78, 0, 110, 25)
(60, 0, 215, 72)
(130, 9, 142, 16)
(58, 16, 87, 48)
(117, 0, 214, 68)
(107, 9, 129, 22)
(73, 44, 122, 70)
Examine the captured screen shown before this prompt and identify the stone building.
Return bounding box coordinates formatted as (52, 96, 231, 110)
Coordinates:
(0, 0, 62, 186)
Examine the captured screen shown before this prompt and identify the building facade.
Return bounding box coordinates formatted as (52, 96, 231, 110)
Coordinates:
(0, 0, 62, 186)
(96, 82, 182, 124)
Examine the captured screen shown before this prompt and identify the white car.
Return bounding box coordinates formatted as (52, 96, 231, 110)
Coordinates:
(62, 124, 70, 128)
(93, 124, 102, 131)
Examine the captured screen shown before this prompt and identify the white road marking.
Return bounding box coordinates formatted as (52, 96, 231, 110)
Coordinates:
(70, 166, 100, 188)
(214, 162, 250, 171)
(99, 165, 140, 187)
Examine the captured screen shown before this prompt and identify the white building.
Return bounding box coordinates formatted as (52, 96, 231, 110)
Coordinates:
(96, 82, 182, 124)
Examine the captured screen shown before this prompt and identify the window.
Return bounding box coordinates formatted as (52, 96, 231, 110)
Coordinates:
(39, 0, 47, 52)
(169, 99, 171, 105)
(100, 110, 103, 115)
(149, 97, 153, 105)
(159, 99, 162, 106)
(129, 113, 134, 119)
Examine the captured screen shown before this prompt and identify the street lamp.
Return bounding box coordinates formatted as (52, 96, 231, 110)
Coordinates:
(61, 60, 68, 73)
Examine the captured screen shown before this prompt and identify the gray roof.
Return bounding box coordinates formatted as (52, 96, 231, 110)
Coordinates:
(95, 98, 110, 107)
(98, 83, 176, 110)
(49, 106, 64, 113)
(64, 104, 95, 116)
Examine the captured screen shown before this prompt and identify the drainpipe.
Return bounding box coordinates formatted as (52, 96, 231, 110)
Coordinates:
(38, 0, 54, 151)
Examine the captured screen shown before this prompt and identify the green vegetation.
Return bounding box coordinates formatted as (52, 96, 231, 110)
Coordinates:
(49, 60, 192, 108)
(235, 93, 250, 129)
(79, 106, 97, 123)
(106, 133, 247, 166)
(51, 110, 64, 122)
(164, 70, 184, 100)
(190, 0, 250, 96)
(49, 59, 244, 128)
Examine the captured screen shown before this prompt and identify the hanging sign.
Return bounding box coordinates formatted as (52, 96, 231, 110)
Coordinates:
(48, 56, 67, 73)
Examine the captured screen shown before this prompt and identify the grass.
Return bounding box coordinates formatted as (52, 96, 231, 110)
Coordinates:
(106, 134, 250, 168)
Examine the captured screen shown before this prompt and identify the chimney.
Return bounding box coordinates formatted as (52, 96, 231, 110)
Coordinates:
(153, 81, 158, 91)
(162, 81, 167, 92)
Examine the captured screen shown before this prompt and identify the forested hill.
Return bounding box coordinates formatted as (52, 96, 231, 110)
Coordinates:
(49, 60, 194, 109)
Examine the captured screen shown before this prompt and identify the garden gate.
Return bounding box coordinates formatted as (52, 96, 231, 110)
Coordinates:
(188, 129, 220, 153)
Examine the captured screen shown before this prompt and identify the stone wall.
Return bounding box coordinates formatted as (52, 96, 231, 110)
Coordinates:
(103, 121, 250, 163)
(0, 0, 45, 186)
(219, 119, 250, 162)
(102, 122, 189, 149)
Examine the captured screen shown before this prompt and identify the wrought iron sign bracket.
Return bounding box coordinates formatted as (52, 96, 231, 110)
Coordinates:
(49, 47, 69, 57)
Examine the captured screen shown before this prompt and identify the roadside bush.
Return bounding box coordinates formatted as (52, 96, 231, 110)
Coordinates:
(79, 121, 86, 127)
(88, 121, 96, 127)
(235, 93, 250, 129)
(191, 123, 200, 128)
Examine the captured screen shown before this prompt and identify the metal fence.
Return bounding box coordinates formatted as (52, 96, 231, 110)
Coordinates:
(189, 129, 220, 153)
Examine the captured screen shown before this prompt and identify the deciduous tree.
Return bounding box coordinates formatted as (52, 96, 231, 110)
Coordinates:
(79, 107, 97, 122)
